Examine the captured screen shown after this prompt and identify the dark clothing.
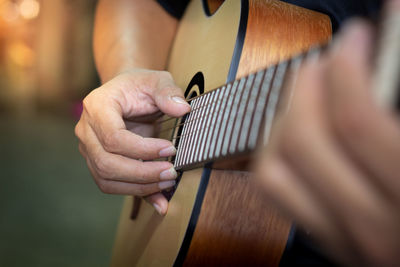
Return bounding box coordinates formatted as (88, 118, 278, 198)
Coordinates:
(156, 0, 382, 32)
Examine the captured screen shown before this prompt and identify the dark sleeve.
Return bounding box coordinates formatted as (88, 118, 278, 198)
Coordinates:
(281, 0, 383, 32)
(156, 0, 382, 29)
(156, 0, 191, 19)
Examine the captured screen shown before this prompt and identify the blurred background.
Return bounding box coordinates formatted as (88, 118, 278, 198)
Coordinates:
(0, 0, 123, 266)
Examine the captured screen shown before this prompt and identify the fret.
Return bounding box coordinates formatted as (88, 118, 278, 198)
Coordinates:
(175, 97, 199, 168)
(174, 97, 189, 167)
(180, 96, 202, 167)
(209, 85, 230, 159)
(173, 48, 321, 170)
(197, 90, 217, 162)
(230, 73, 255, 154)
(238, 70, 265, 152)
(174, 119, 185, 167)
(192, 93, 211, 163)
(247, 66, 276, 149)
(183, 97, 203, 167)
(200, 89, 220, 162)
(215, 81, 237, 158)
(203, 87, 223, 161)
(182, 94, 203, 166)
(222, 78, 245, 156)
(262, 61, 289, 146)
(188, 92, 210, 164)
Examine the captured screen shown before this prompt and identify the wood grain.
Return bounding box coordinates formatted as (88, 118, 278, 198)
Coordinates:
(236, 0, 332, 78)
(182, 1, 332, 266)
(183, 170, 290, 266)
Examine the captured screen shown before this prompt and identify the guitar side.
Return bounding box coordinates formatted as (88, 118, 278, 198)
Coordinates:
(111, 1, 331, 266)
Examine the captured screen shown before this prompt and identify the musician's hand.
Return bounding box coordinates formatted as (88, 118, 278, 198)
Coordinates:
(256, 21, 400, 266)
(75, 69, 190, 215)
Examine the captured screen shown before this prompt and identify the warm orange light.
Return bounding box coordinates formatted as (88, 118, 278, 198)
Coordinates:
(19, 0, 40, 20)
(1, 1, 20, 23)
(8, 41, 35, 67)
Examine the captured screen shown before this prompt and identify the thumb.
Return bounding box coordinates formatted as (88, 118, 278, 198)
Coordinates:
(145, 192, 169, 216)
(153, 72, 191, 117)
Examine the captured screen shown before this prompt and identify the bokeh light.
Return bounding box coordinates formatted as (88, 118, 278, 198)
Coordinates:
(8, 40, 35, 67)
(0, 1, 20, 23)
(19, 0, 40, 20)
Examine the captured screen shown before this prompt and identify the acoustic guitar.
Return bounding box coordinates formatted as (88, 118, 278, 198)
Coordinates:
(111, 0, 333, 266)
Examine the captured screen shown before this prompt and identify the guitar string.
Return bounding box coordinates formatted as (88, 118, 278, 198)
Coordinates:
(157, 76, 265, 134)
(167, 89, 267, 166)
(162, 73, 272, 145)
(167, 50, 321, 167)
(167, 86, 265, 164)
(157, 97, 228, 133)
(157, 93, 241, 134)
(154, 73, 265, 126)
(154, 85, 231, 125)
(155, 47, 318, 128)
(168, 75, 274, 165)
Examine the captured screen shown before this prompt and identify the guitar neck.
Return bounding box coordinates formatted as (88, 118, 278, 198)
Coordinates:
(173, 6, 400, 171)
(173, 49, 317, 171)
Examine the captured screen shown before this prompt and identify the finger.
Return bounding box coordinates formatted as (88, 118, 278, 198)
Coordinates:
(281, 56, 396, 259)
(257, 153, 360, 265)
(144, 193, 170, 216)
(82, 96, 176, 160)
(86, 158, 176, 196)
(257, 152, 341, 239)
(326, 21, 400, 202)
(282, 99, 394, 265)
(81, 119, 178, 183)
(152, 71, 191, 117)
(99, 180, 176, 197)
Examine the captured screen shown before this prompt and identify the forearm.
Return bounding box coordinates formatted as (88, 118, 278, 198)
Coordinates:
(93, 0, 178, 83)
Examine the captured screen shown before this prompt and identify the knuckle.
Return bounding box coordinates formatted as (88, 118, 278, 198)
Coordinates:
(133, 185, 148, 197)
(82, 90, 103, 114)
(103, 131, 120, 152)
(134, 168, 148, 184)
(135, 137, 150, 156)
(97, 180, 111, 194)
(93, 155, 112, 178)
(74, 122, 82, 139)
(82, 94, 93, 111)
(135, 184, 159, 197)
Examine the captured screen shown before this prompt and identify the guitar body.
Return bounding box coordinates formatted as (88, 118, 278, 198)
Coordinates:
(111, 1, 331, 266)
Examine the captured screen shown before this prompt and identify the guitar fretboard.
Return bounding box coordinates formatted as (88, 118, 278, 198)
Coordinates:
(172, 51, 312, 170)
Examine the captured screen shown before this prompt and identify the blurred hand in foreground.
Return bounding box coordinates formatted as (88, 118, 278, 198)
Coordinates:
(256, 19, 400, 266)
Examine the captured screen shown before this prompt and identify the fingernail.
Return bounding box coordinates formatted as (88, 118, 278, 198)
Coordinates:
(159, 146, 176, 157)
(160, 167, 177, 180)
(171, 96, 189, 106)
(158, 180, 176, 190)
(153, 203, 163, 215)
